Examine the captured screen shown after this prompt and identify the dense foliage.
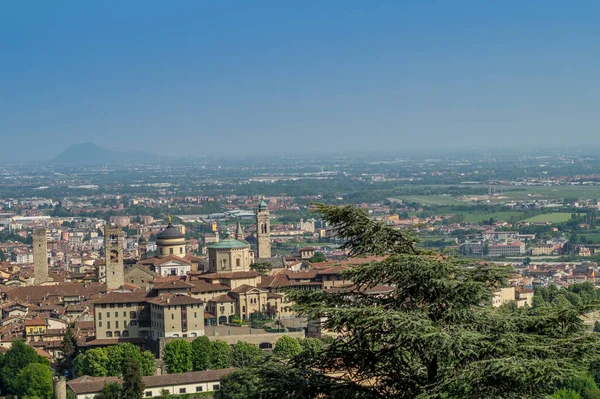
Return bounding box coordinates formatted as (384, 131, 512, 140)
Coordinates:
(0, 340, 52, 396)
(164, 337, 233, 374)
(75, 343, 155, 377)
(220, 204, 600, 399)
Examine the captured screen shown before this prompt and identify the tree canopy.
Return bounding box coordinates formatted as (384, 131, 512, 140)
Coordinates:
(74, 343, 155, 377)
(220, 204, 600, 399)
(163, 339, 192, 374)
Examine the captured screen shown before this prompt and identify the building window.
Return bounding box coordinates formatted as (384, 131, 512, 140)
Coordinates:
(213, 385, 220, 391)
(160, 248, 164, 255)
(99, 321, 102, 327)
(196, 386, 203, 392)
(98, 313, 102, 320)
(106, 331, 112, 338)
(114, 331, 121, 337)
(170, 248, 173, 255)
(123, 311, 126, 317)
(130, 311, 137, 319)
(130, 320, 137, 326)
(123, 331, 129, 337)
(171, 314, 174, 320)
(179, 388, 186, 394)
(145, 391, 152, 397)
(115, 312, 118, 317)
(180, 247, 183, 254)
(194, 312, 197, 318)
(107, 321, 111, 329)
(107, 312, 110, 318)
(236, 258, 241, 268)
(115, 321, 119, 329)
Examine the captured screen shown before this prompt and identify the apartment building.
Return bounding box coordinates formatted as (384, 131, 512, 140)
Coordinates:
(149, 294, 205, 338)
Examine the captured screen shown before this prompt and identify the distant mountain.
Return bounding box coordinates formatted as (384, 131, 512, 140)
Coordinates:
(53, 143, 155, 164)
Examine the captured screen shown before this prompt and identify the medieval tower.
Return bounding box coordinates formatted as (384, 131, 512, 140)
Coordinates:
(33, 228, 48, 285)
(104, 224, 124, 290)
(255, 200, 271, 258)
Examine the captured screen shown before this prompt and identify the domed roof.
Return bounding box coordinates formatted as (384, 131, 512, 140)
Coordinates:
(258, 200, 268, 210)
(208, 228, 248, 250)
(157, 223, 184, 240)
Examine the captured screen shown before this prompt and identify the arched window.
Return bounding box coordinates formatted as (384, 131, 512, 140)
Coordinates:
(261, 223, 267, 234)
(236, 258, 241, 268)
(123, 330, 129, 337)
(106, 331, 113, 338)
(114, 331, 121, 338)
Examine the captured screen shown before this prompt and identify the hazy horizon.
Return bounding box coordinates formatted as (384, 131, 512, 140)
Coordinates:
(2, 1, 600, 161)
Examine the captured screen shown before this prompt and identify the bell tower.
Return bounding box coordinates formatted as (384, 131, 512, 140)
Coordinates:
(255, 199, 271, 259)
(104, 224, 124, 290)
(33, 228, 48, 285)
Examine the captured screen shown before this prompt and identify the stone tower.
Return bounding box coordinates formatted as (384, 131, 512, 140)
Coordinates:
(104, 224, 124, 290)
(255, 200, 271, 258)
(33, 228, 48, 285)
(138, 236, 148, 261)
(235, 219, 244, 241)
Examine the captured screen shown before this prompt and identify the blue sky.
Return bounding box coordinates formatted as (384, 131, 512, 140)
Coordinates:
(1, 1, 599, 160)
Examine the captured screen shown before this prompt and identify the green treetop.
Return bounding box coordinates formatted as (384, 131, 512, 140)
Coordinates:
(221, 204, 600, 399)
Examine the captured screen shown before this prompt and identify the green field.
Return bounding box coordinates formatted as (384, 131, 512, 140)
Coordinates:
(393, 195, 465, 206)
(499, 186, 600, 201)
(461, 211, 524, 223)
(521, 213, 573, 223)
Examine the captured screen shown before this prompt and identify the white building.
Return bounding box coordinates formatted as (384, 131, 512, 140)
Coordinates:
(67, 369, 234, 399)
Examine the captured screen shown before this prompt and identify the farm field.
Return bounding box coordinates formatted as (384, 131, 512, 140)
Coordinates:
(499, 186, 600, 201)
(393, 195, 465, 206)
(521, 213, 572, 223)
(461, 211, 524, 223)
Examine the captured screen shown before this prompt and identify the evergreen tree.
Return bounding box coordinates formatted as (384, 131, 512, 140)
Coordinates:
(221, 204, 600, 399)
(122, 357, 144, 399)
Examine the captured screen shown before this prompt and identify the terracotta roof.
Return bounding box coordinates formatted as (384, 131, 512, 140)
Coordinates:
(147, 294, 204, 306)
(92, 291, 149, 305)
(317, 265, 348, 275)
(258, 274, 291, 288)
(4, 283, 106, 303)
(24, 318, 46, 327)
(200, 271, 260, 280)
(68, 369, 235, 394)
(189, 280, 230, 293)
(229, 284, 267, 294)
(153, 281, 195, 290)
(208, 294, 236, 303)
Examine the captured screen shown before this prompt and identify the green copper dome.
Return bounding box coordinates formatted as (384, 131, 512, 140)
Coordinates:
(258, 200, 268, 210)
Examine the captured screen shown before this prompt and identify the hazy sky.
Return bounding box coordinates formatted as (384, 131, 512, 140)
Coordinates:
(1, 1, 599, 160)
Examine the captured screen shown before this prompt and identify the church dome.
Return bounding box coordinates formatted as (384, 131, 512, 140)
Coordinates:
(208, 228, 248, 250)
(157, 223, 184, 240)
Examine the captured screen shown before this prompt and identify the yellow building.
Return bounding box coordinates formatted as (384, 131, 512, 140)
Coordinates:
(25, 318, 46, 342)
